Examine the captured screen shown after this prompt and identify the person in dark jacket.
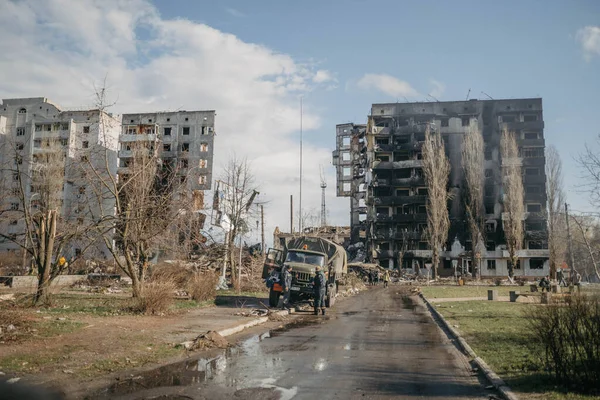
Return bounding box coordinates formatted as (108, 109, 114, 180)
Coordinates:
(313, 266, 327, 315)
(281, 265, 293, 309)
(539, 275, 551, 293)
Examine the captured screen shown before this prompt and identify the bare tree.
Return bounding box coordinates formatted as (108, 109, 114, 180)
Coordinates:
(570, 214, 600, 281)
(422, 126, 451, 279)
(461, 125, 485, 278)
(577, 134, 600, 208)
(83, 88, 185, 298)
(0, 137, 87, 304)
(217, 155, 259, 287)
(500, 130, 524, 279)
(546, 145, 566, 279)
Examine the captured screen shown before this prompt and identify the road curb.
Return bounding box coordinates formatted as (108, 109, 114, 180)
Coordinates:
(418, 293, 519, 400)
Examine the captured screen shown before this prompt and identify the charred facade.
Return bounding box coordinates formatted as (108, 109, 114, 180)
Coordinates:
(333, 98, 549, 278)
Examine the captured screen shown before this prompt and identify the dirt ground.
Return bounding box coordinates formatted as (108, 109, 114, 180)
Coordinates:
(0, 290, 276, 397)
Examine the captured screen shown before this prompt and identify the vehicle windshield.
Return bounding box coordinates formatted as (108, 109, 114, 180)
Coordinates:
(285, 251, 325, 267)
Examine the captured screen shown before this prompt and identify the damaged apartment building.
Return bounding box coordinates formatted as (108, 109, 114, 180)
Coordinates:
(333, 98, 549, 278)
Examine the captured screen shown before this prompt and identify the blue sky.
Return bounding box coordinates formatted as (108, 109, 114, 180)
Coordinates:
(1, 0, 599, 241)
(152, 0, 600, 210)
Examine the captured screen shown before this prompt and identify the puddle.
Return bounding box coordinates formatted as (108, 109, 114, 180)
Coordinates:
(93, 331, 275, 398)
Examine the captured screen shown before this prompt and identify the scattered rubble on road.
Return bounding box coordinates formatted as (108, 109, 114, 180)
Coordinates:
(234, 308, 269, 317)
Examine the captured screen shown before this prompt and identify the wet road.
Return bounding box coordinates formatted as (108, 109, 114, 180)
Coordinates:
(98, 287, 495, 400)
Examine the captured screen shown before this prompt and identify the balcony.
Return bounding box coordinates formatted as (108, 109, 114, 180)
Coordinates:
(392, 213, 427, 223)
(524, 192, 545, 202)
(522, 175, 546, 185)
(501, 120, 544, 131)
(118, 150, 132, 158)
(501, 249, 549, 258)
(520, 138, 545, 147)
(394, 124, 428, 134)
(522, 158, 545, 167)
(374, 195, 426, 206)
(374, 143, 394, 152)
(120, 134, 158, 142)
(392, 177, 425, 186)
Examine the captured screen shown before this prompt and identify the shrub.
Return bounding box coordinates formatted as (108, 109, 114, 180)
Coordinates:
(187, 272, 218, 302)
(134, 274, 177, 315)
(527, 294, 600, 392)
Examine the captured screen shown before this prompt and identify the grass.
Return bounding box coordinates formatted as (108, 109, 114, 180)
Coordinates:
(436, 300, 599, 399)
(420, 285, 519, 299)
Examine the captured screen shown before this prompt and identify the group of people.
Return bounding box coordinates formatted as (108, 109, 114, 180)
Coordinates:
(538, 270, 583, 292)
(279, 264, 328, 316)
(367, 269, 391, 288)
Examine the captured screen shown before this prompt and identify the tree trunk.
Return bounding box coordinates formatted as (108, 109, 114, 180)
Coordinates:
(432, 249, 438, 280)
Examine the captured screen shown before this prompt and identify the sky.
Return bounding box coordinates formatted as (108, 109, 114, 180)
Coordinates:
(0, 0, 599, 245)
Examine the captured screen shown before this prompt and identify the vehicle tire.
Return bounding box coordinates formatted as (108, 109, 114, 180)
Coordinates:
(326, 284, 336, 307)
(269, 289, 280, 308)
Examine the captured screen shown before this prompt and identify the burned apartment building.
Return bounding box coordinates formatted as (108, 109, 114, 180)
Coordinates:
(333, 98, 549, 278)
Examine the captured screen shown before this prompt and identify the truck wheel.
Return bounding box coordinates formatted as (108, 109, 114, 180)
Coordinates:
(269, 289, 280, 308)
(326, 285, 336, 307)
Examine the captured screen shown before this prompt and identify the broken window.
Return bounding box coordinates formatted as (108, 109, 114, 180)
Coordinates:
(414, 133, 425, 141)
(18, 108, 26, 114)
(16, 143, 24, 151)
(394, 152, 410, 162)
(376, 138, 389, 145)
(522, 147, 544, 158)
(417, 205, 426, 214)
(484, 149, 492, 160)
(181, 143, 190, 152)
(461, 117, 470, 127)
(16, 127, 25, 136)
(12, 173, 19, 181)
(376, 207, 389, 216)
(164, 127, 172, 136)
(9, 220, 18, 225)
(417, 187, 428, 196)
(524, 114, 538, 122)
(526, 222, 544, 231)
(33, 140, 41, 148)
(80, 155, 88, 162)
(396, 189, 410, 196)
(78, 186, 85, 194)
(514, 260, 521, 269)
(486, 241, 496, 251)
(524, 132, 539, 140)
(163, 144, 171, 152)
(83, 126, 90, 133)
(198, 175, 207, 184)
(529, 241, 544, 250)
(182, 127, 190, 135)
(11, 203, 19, 210)
(441, 118, 449, 127)
(396, 169, 411, 179)
(200, 143, 209, 152)
(377, 155, 390, 162)
(199, 159, 207, 168)
(502, 115, 516, 123)
(525, 168, 540, 176)
(485, 169, 493, 178)
(530, 259, 545, 269)
(526, 185, 540, 194)
(418, 241, 429, 250)
(82, 141, 89, 149)
(487, 260, 496, 270)
(485, 186, 494, 197)
(180, 159, 189, 169)
(527, 204, 542, 213)
(485, 203, 494, 214)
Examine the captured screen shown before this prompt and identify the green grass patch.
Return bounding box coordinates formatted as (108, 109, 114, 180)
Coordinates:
(40, 294, 135, 317)
(436, 300, 599, 399)
(34, 319, 85, 337)
(420, 285, 517, 299)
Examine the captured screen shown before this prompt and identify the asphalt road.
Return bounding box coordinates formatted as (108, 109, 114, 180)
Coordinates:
(102, 287, 496, 400)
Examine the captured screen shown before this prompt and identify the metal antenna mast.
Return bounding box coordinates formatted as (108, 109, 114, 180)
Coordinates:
(320, 165, 327, 227)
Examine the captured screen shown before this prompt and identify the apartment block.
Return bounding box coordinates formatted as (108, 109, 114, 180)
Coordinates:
(0, 97, 120, 258)
(119, 111, 215, 203)
(333, 98, 549, 278)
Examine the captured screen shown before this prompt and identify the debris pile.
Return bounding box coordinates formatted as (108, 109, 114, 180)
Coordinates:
(233, 308, 269, 317)
(182, 330, 230, 350)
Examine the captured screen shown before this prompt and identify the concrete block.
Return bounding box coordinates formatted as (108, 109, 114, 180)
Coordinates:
(488, 289, 498, 301)
(541, 292, 552, 304)
(509, 291, 520, 302)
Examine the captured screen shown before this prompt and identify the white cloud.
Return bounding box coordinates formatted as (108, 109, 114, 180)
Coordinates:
(313, 69, 334, 83)
(428, 79, 445, 99)
(356, 73, 419, 98)
(576, 26, 600, 60)
(0, 0, 343, 244)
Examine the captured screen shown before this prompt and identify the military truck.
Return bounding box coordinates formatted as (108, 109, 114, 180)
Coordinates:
(262, 236, 348, 308)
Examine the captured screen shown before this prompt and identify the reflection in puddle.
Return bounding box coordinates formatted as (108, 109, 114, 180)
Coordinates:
(95, 331, 276, 398)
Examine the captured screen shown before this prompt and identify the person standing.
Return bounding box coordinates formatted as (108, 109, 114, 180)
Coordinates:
(281, 265, 293, 309)
(557, 269, 567, 287)
(313, 266, 327, 315)
(383, 270, 390, 288)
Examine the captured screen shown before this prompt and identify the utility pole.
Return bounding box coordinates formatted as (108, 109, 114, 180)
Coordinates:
(290, 194, 294, 233)
(565, 203, 576, 283)
(261, 205, 265, 255)
(299, 96, 303, 233)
